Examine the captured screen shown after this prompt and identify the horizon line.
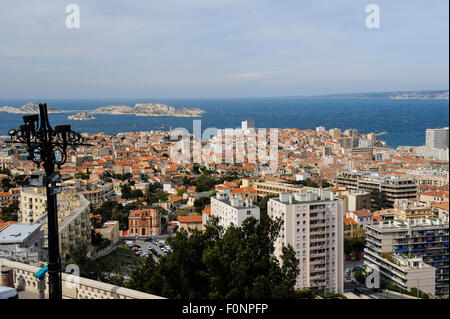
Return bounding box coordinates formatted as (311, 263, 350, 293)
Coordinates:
(0, 89, 448, 101)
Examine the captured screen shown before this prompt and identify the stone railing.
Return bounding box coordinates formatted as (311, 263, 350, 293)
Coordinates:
(0, 258, 164, 299)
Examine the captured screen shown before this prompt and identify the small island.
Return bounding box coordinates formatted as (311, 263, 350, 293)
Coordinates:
(68, 112, 96, 121)
(94, 102, 205, 117)
(0, 101, 205, 118)
(0, 102, 64, 114)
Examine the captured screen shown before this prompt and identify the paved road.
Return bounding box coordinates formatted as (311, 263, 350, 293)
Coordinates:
(343, 260, 413, 300)
(344, 279, 411, 299)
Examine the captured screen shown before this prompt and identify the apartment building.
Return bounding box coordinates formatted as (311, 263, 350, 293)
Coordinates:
(82, 185, 115, 208)
(268, 190, 344, 294)
(99, 220, 120, 246)
(346, 209, 373, 229)
(426, 127, 449, 150)
(335, 171, 417, 207)
(252, 180, 314, 199)
(347, 190, 371, 212)
(0, 223, 44, 262)
(364, 216, 449, 296)
(364, 253, 436, 295)
(19, 187, 91, 260)
(178, 215, 203, 233)
(394, 199, 432, 221)
(241, 120, 255, 132)
(208, 190, 260, 229)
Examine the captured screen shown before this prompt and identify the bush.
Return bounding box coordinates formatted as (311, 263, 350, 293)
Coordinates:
(354, 270, 366, 284)
(324, 292, 347, 299)
(387, 284, 430, 299)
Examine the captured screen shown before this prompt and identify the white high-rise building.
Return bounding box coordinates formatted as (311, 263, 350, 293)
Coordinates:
(316, 126, 326, 133)
(329, 128, 342, 139)
(426, 127, 449, 150)
(241, 120, 255, 133)
(207, 189, 260, 229)
(268, 190, 344, 294)
(417, 127, 449, 161)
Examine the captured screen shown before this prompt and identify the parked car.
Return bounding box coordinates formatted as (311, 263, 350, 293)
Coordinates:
(132, 244, 141, 249)
(132, 247, 141, 253)
(125, 241, 135, 247)
(0, 286, 18, 299)
(139, 252, 149, 258)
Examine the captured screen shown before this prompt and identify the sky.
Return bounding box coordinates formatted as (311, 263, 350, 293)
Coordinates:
(0, 0, 448, 98)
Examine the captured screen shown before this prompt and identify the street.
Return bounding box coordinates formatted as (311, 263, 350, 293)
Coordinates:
(132, 234, 174, 261)
(343, 260, 413, 300)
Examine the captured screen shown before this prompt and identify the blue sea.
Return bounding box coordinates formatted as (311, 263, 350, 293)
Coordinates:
(0, 98, 448, 149)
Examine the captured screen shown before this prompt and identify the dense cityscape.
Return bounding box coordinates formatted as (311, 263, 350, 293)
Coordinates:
(0, 2, 448, 314)
(0, 119, 448, 299)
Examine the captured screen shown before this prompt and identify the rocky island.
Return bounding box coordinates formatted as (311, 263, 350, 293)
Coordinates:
(0, 101, 205, 118)
(68, 112, 96, 121)
(94, 102, 205, 117)
(0, 102, 64, 114)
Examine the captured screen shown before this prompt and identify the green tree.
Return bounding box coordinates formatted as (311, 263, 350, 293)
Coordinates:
(1, 201, 19, 222)
(174, 210, 190, 218)
(176, 187, 187, 196)
(126, 213, 300, 299)
(193, 197, 211, 213)
(256, 195, 277, 214)
(195, 174, 218, 192)
(1, 177, 12, 189)
(13, 174, 29, 187)
(344, 237, 366, 255)
(65, 244, 105, 281)
(354, 270, 366, 284)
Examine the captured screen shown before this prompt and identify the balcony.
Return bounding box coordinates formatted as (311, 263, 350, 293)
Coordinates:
(310, 237, 326, 243)
(0, 258, 164, 299)
(310, 231, 325, 236)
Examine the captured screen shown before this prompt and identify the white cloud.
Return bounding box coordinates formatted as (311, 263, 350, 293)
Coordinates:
(238, 72, 273, 79)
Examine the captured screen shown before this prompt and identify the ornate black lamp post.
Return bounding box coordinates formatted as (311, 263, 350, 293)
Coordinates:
(8, 103, 88, 299)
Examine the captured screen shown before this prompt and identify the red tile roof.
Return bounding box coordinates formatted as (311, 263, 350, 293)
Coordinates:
(178, 216, 202, 223)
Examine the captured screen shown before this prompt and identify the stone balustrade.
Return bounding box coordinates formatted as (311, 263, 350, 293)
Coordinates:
(0, 258, 164, 299)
